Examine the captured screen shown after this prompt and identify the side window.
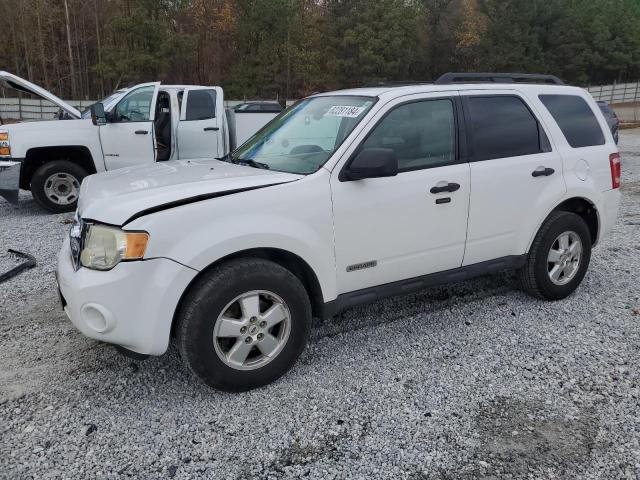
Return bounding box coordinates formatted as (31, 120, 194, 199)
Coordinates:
(361, 99, 456, 171)
(539, 94, 605, 148)
(185, 89, 216, 121)
(467, 96, 548, 161)
(113, 85, 155, 122)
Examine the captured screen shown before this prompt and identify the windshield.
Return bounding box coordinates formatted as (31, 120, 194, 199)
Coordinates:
(81, 91, 127, 118)
(232, 95, 376, 174)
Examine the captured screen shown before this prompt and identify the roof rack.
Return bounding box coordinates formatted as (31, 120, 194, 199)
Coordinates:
(363, 80, 434, 88)
(435, 72, 565, 85)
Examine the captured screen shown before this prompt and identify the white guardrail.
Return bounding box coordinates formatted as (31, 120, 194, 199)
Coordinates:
(0, 97, 288, 122)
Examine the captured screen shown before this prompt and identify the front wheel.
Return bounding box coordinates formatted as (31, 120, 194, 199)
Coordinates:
(31, 160, 87, 213)
(519, 211, 592, 300)
(176, 258, 312, 392)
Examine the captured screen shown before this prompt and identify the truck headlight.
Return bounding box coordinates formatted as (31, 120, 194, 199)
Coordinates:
(80, 224, 149, 270)
(0, 131, 10, 157)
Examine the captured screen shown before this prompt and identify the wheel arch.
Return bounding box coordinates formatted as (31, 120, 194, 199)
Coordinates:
(170, 247, 325, 338)
(21, 146, 96, 189)
(528, 196, 600, 252)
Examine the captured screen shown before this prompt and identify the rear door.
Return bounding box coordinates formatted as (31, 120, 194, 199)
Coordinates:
(176, 87, 223, 159)
(99, 82, 159, 170)
(461, 90, 566, 266)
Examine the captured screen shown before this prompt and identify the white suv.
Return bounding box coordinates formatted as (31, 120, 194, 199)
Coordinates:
(57, 73, 621, 391)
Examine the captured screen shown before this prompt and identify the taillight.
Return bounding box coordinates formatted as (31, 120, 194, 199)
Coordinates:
(609, 153, 621, 189)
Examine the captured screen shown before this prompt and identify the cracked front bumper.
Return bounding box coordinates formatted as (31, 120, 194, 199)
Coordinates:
(0, 159, 21, 203)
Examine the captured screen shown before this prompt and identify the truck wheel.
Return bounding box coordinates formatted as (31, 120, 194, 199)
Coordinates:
(519, 211, 592, 300)
(31, 160, 87, 213)
(176, 258, 312, 392)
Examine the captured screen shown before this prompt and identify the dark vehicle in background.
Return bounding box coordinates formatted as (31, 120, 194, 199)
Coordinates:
(234, 101, 283, 113)
(597, 101, 619, 144)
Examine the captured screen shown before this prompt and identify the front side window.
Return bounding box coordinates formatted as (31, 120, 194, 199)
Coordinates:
(185, 89, 216, 121)
(233, 95, 376, 174)
(113, 85, 155, 122)
(539, 94, 605, 148)
(360, 99, 456, 171)
(467, 96, 548, 161)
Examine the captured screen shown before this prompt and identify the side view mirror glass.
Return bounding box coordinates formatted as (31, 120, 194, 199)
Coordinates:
(341, 148, 399, 181)
(90, 103, 107, 126)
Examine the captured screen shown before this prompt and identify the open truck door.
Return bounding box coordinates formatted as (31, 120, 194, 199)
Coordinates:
(96, 82, 160, 170)
(177, 87, 223, 159)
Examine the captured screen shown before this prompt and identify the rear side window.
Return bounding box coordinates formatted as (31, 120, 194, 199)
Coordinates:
(539, 95, 605, 148)
(185, 89, 216, 121)
(466, 96, 549, 161)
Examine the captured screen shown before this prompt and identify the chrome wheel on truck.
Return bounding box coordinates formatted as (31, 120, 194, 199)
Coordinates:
(43, 172, 81, 207)
(31, 160, 87, 213)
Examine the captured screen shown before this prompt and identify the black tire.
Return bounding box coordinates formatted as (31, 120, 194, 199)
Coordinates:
(519, 211, 592, 300)
(31, 160, 87, 213)
(176, 258, 312, 392)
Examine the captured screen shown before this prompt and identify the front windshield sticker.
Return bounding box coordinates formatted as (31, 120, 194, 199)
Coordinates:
(325, 105, 366, 118)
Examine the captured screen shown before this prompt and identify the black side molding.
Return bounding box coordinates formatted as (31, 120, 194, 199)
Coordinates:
(322, 255, 526, 318)
(122, 182, 290, 226)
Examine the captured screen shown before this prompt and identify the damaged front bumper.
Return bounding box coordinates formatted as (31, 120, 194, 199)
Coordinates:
(0, 159, 21, 204)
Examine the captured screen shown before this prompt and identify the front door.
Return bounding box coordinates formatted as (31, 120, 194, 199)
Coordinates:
(177, 87, 222, 159)
(99, 82, 159, 170)
(331, 93, 471, 294)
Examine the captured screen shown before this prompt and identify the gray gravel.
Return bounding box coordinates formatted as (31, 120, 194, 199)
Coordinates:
(1, 131, 640, 479)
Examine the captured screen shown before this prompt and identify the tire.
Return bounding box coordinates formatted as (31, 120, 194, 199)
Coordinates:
(31, 160, 87, 213)
(176, 258, 312, 392)
(519, 211, 592, 300)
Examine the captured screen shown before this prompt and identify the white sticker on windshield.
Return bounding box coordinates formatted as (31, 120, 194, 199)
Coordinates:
(325, 105, 366, 118)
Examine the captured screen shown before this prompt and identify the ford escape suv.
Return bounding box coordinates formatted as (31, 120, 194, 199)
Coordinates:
(57, 72, 621, 391)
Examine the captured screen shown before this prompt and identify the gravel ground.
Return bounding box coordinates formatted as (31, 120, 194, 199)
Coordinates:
(1, 131, 640, 479)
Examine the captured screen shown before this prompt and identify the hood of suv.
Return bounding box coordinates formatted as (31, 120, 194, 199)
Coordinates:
(79, 159, 302, 225)
(0, 71, 81, 119)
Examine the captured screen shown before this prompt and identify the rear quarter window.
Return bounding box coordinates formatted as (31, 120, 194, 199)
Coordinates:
(539, 94, 605, 148)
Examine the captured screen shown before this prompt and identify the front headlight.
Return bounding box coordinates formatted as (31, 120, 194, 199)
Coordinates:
(80, 224, 149, 270)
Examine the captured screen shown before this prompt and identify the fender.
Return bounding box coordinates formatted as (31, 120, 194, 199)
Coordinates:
(525, 187, 604, 253)
(3, 119, 105, 172)
(125, 172, 339, 302)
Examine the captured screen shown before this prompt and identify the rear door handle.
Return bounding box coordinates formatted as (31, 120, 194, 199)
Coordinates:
(532, 167, 555, 177)
(430, 182, 460, 194)
(204, 127, 219, 131)
(135, 130, 148, 135)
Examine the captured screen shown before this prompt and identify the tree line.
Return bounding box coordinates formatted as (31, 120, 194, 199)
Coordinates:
(1, 0, 640, 101)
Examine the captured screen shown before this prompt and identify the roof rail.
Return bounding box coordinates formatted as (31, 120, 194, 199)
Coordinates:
(435, 72, 565, 85)
(363, 80, 434, 88)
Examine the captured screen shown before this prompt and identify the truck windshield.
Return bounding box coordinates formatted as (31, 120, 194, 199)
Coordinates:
(232, 96, 377, 174)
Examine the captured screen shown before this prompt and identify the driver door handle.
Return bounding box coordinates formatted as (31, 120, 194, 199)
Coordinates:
(532, 167, 555, 177)
(204, 127, 219, 131)
(135, 130, 149, 135)
(430, 182, 460, 194)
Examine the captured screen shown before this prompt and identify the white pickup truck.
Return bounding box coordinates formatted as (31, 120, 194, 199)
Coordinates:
(0, 72, 277, 212)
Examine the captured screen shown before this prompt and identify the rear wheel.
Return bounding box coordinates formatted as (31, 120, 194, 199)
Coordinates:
(176, 258, 312, 392)
(519, 211, 592, 300)
(31, 160, 87, 213)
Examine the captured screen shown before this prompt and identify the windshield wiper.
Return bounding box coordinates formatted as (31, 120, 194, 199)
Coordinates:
(215, 153, 232, 163)
(232, 158, 271, 170)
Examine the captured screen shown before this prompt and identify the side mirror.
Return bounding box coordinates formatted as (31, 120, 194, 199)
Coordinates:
(90, 103, 107, 126)
(341, 148, 398, 181)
